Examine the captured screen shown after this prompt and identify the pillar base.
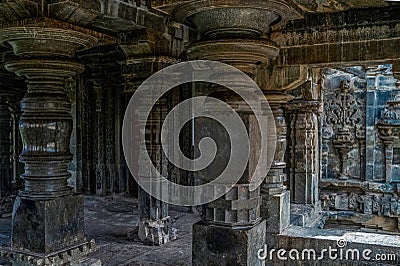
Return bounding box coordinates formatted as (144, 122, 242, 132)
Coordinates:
(264, 191, 290, 234)
(138, 217, 176, 246)
(192, 220, 266, 266)
(11, 194, 86, 253)
(1, 240, 99, 266)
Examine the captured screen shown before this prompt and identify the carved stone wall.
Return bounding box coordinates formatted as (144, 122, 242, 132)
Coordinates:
(320, 65, 400, 232)
(321, 68, 367, 180)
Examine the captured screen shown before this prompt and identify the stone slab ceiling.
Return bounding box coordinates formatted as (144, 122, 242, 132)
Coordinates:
(0, 1, 399, 35)
(0, 0, 165, 33)
(151, 0, 398, 14)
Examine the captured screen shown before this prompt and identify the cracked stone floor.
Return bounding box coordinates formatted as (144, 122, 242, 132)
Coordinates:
(0, 196, 200, 266)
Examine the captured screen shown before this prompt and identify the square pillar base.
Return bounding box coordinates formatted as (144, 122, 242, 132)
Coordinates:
(265, 191, 290, 234)
(192, 220, 266, 266)
(11, 194, 85, 253)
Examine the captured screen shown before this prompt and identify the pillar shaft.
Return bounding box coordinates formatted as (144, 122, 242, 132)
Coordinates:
(0, 102, 12, 198)
(261, 93, 293, 235)
(7, 60, 83, 197)
(92, 80, 106, 195)
(287, 101, 320, 205)
(137, 97, 171, 245)
(172, 1, 302, 263)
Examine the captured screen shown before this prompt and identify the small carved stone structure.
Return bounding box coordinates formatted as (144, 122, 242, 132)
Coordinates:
(0, 18, 114, 265)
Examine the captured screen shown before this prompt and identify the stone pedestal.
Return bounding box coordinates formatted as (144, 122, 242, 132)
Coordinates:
(264, 191, 290, 235)
(1, 194, 99, 265)
(11, 194, 85, 253)
(0, 18, 114, 265)
(192, 220, 266, 266)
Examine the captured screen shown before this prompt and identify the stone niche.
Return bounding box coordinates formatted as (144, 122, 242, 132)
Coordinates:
(320, 65, 400, 232)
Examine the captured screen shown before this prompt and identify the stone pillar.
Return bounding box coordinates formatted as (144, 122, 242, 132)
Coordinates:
(92, 80, 106, 195)
(137, 96, 172, 245)
(377, 95, 400, 183)
(192, 86, 267, 266)
(0, 100, 12, 199)
(287, 100, 320, 205)
(122, 58, 178, 245)
(173, 1, 302, 264)
(0, 18, 114, 265)
(262, 92, 293, 237)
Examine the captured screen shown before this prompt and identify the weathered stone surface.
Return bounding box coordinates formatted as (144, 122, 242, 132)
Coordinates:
(192, 220, 266, 266)
(275, 226, 400, 265)
(287, 100, 320, 205)
(0, 17, 114, 265)
(264, 191, 290, 234)
(0, 102, 11, 199)
(11, 194, 85, 253)
(2, 1, 400, 265)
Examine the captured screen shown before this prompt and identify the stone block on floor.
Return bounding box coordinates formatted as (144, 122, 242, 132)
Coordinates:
(192, 220, 266, 266)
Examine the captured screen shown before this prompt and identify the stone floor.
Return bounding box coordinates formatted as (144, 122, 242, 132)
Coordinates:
(0, 196, 200, 266)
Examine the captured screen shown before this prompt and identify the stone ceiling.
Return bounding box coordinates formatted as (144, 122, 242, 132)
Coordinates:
(0, 1, 399, 34)
(151, 0, 400, 14)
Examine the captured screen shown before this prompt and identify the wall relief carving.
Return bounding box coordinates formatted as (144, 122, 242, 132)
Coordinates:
(322, 69, 366, 180)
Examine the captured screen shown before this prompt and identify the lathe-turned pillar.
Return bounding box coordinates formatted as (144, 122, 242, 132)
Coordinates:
(0, 18, 114, 265)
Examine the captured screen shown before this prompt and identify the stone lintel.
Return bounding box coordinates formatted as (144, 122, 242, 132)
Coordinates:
(258, 65, 309, 92)
(273, 22, 400, 66)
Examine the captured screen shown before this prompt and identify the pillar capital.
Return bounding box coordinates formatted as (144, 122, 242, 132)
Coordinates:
(173, 0, 302, 37)
(179, 1, 301, 76)
(0, 17, 114, 58)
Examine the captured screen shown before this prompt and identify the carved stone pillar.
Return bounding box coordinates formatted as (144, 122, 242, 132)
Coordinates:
(192, 86, 266, 265)
(377, 95, 400, 183)
(122, 57, 178, 245)
(92, 80, 106, 195)
(0, 18, 114, 265)
(0, 99, 12, 199)
(287, 100, 321, 205)
(174, 1, 302, 264)
(262, 92, 293, 236)
(137, 95, 171, 245)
